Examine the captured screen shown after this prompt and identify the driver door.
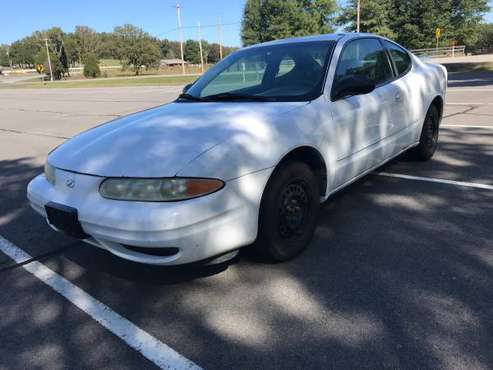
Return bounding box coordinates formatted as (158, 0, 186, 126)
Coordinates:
(329, 38, 396, 188)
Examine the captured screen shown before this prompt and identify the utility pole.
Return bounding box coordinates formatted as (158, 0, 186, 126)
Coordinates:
(217, 18, 223, 60)
(175, 3, 185, 74)
(198, 22, 204, 73)
(44, 38, 53, 81)
(356, 0, 361, 33)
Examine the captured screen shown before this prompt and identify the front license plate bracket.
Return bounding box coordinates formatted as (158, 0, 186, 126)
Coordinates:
(45, 202, 89, 239)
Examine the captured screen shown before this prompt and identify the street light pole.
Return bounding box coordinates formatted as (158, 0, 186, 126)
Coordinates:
(356, 0, 361, 33)
(175, 3, 185, 75)
(44, 38, 53, 81)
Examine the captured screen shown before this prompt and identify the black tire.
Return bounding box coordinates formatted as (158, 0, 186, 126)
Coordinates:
(255, 161, 320, 262)
(409, 105, 440, 161)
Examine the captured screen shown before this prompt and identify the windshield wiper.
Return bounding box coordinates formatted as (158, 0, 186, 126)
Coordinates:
(177, 93, 205, 102)
(203, 92, 274, 102)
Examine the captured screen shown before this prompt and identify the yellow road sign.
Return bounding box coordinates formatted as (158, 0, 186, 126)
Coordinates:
(35, 64, 44, 73)
(435, 28, 441, 39)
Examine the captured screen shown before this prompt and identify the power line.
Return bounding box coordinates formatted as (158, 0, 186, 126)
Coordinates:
(154, 21, 241, 38)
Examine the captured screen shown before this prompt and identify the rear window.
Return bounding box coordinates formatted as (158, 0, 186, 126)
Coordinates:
(383, 40, 412, 76)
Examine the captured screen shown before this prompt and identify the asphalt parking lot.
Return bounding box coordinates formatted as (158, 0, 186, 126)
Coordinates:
(1, 72, 493, 369)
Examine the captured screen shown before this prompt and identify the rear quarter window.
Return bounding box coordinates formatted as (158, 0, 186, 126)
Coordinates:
(383, 40, 412, 77)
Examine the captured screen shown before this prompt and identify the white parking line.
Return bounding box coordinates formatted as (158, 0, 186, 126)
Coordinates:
(442, 124, 493, 129)
(445, 102, 491, 106)
(448, 88, 493, 92)
(0, 235, 201, 370)
(376, 172, 493, 190)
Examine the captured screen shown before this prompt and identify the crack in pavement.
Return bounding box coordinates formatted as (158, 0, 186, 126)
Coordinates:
(443, 105, 478, 119)
(0, 241, 79, 272)
(0, 128, 70, 139)
(0, 107, 121, 118)
(463, 112, 493, 117)
(0, 97, 168, 104)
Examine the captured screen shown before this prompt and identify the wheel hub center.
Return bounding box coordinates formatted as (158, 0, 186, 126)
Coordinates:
(279, 182, 309, 238)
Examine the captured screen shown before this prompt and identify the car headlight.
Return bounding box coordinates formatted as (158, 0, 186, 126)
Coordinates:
(44, 161, 56, 185)
(99, 177, 225, 202)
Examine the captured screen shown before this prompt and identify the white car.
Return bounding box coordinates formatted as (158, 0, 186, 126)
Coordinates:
(28, 33, 447, 265)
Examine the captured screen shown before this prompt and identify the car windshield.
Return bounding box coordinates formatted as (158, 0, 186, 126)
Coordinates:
(182, 41, 335, 102)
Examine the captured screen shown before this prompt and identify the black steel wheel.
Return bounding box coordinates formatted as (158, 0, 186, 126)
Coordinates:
(255, 161, 320, 262)
(409, 105, 440, 161)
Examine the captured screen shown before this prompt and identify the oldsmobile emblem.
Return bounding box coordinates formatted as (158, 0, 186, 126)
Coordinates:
(65, 178, 75, 188)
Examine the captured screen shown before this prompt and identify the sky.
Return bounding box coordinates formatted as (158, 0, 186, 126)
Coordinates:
(0, 0, 245, 46)
(1, 0, 493, 47)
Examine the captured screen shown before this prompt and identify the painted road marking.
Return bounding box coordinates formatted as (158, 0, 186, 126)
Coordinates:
(445, 102, 493, 106)
(442, 124, 493, 129)
(0, 235, 201, 370)
(448, 88, 493, 92)
(376, 172, 493, 191)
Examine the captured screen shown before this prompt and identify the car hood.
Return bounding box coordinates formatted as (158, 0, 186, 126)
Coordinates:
(49, 101, 307, 177)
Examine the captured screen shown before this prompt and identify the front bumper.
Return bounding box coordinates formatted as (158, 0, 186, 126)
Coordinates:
(27, 168, 271, 265)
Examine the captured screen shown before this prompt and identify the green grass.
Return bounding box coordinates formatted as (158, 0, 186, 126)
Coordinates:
(2, 75, 198, 89)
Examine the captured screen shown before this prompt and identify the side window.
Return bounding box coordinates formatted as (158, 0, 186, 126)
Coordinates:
(383, 40, 411, 76)
(334, 38, 393, 87)
(276, 56, 295, 77)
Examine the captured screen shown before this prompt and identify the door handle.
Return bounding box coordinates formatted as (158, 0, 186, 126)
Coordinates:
(394, 93, 402, 102)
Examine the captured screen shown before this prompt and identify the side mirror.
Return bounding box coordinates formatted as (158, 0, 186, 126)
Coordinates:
(182, 83, 194, 93)
(332, 75, 376, 101)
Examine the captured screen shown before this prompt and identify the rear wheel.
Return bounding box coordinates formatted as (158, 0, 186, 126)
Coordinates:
(255, 161, 320, 262)
(409, 105, 440, 161)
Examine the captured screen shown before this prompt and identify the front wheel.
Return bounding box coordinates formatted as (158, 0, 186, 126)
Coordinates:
(255, 161, 320, 262)
(409, 105, 440, 161)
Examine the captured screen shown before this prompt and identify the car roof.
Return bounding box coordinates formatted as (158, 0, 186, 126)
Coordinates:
(245, 32, 377, 49)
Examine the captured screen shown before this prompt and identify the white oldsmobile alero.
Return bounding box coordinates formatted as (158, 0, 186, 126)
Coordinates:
(28, 33, 447, 265)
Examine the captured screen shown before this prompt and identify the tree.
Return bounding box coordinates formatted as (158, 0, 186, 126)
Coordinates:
(83, 54, 101, 78)
(338, 0, 395, 38)
(300, 0, 339, 34)
(242, 0, 263, 46)
(36, 27, 70, 78)
(184, 39, 201, 64)
(9, 36, 40, 67)
(389, 0, 451, 49)
(470, 23, 493, 52)
(96, 32, 120, 59)
(159, 39, 181, 59)
(62, 34, 79, 66)
(73, 26, 101, 63)
(114, 24, 161, 75)
(241, 0, 338, 46)
(447, 0, 490, 47)
(35, 48, 65, 80)
(389, 0, 489, 49)
(0, 45, 9, 67)
(207, 43, 221, 63)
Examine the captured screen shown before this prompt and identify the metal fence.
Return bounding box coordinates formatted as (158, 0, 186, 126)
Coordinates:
(410, 45, 466, 58)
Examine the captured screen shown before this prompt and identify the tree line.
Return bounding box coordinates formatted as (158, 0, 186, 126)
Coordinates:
(242, 0, 491, 50)
(1, 0, 491, 76)
(0, 24, 238, 75)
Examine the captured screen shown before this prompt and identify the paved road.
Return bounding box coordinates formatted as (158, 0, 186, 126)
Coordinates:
(1, 75, 493, 369)
(435, 53, 493, 64)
